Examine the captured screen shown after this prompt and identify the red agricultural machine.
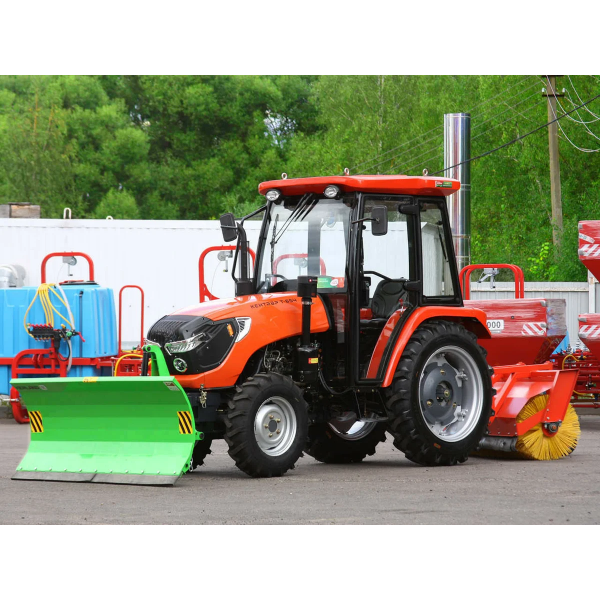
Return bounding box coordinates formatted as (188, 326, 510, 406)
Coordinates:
(11, 174, 580, 485)
(548, 220, 600, 407)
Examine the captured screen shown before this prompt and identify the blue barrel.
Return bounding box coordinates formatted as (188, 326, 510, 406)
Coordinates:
(0, 284, 117, 394)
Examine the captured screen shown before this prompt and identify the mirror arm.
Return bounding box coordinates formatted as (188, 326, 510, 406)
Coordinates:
(240, 203, 267, 224)
(351, 217, 378, 225)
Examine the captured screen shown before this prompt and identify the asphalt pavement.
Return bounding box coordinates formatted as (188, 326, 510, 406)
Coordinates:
(1, 414, 599, 525)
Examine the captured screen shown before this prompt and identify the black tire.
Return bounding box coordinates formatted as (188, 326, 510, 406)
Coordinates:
(223, 373, 308, 478)
(305, 422, 387, 464)
(190, 436, 212, 469)
(385, 319, 492, 466)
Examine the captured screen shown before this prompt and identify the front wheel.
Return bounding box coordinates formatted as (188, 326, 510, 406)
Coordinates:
(385, 319, 492, 466)
(224, 373, 308, 477)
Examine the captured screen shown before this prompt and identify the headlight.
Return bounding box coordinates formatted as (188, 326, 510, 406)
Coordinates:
(165, 332, 207, 355)
(266, 189, 281, 201)
(235, 317, 251, 342)
(324, 185, 340, 198)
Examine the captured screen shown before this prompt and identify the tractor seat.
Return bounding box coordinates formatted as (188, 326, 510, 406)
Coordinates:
(361, 279, 408, 329)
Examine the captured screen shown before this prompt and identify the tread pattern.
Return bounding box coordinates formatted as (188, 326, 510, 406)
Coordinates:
(384, 319, 492, 466)
(305, 423, 387, 464)
(191, 437, 212, 469)
(223, 373, 307, 478)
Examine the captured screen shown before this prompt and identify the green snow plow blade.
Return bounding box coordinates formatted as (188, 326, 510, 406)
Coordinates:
(11, 375, 201, 486)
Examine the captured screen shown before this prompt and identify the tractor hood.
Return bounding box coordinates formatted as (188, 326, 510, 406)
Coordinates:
(172, 292, 330, 327)
(151, 293, 331, 389)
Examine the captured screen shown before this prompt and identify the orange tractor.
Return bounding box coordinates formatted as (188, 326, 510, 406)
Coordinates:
(145, 174, 579, 477)
(12, 174, 580, 484)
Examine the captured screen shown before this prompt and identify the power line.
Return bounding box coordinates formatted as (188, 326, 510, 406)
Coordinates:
(470, 79, 540, 122)
(350, 76, 537, 174)
(429, 92, 600, 176)
(568, 75, 600, 119)
(472, 91, 541, 132)
(472, 98, 544, 142)
(562, 89, 600, 124)
(350, 123, 442, 173)
(383, 84, 542, 173)
(386, 96, 544, 175)
(468, 76, 536, 120)
(545, 76, 600, 152)
(358, 129, 442, 173)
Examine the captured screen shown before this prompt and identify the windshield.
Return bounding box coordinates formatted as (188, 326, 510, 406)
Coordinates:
(257, 194, 355, 293)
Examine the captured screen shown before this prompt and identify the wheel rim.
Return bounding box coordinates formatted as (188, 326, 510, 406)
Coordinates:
(418, 345, 484, 442)
(328, 418, 378, 440)
(254, 396, 297, 456)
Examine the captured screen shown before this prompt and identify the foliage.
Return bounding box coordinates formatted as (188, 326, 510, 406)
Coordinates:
(93, 188, 140, 220)
(0, 74, 599, 280)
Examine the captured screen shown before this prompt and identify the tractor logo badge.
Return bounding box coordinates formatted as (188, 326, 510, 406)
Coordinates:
(173, 358, 188, 372)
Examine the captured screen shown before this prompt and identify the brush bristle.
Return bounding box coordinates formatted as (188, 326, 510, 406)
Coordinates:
(515, 393, 581, 460)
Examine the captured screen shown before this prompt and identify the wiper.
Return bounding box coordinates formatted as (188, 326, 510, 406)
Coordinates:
(273, 193, 312, 245)
(270, 213, 279, 275)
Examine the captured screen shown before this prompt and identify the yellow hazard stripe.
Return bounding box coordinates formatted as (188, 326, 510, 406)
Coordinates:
(178, 411, 193, 434)
(29, 411, 44, 433)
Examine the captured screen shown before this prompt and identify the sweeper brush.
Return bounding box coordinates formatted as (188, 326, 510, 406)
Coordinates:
(474, 363, 580, 461)
(515, 393, 581, 460)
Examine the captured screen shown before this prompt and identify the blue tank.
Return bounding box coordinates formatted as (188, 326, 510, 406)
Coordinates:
(0, 284, 117, 394)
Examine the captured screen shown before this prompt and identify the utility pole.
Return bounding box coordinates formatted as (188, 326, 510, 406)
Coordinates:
(542, 76, 564, 247)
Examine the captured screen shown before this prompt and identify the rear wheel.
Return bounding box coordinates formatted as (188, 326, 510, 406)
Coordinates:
(305, 419, 387, 464)
(385, 319, 492, 466)
(224, 373, 308, 477)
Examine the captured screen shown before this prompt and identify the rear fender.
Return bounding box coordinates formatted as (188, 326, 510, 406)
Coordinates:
(380, 307, 490, 388)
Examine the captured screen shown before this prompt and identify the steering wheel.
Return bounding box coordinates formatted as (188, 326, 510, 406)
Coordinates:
(268, 273, 288, 281)
(363, 270, 393, 282)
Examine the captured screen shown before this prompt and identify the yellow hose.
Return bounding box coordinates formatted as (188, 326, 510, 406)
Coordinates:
(561, 352, 596, 398)
(23, 283, 74, 338)
(113, 353, 143, 376)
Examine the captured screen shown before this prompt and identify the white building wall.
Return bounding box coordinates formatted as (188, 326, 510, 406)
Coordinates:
(0, 218, 262, 347)
(0, 217, 592, 349)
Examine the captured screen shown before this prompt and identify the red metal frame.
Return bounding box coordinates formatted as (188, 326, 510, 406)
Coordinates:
(489, 362, 577, 437)
(552, 350, 600, 408)
(118, 285, 145, 353)
(459, 264, 525, 300)
(41, 252, 95, 283)
(198, 246, 257, 302)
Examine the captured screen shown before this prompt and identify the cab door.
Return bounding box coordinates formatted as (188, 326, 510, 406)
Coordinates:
(353, 194, 418, 383)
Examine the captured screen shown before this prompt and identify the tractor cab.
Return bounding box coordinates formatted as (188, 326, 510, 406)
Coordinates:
(223, 175, 463, 387)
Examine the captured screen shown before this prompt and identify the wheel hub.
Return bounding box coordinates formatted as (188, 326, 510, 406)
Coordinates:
(421, 363, 462, 425)
(418, 347, 484, 442)
(254, 397, 297, 456)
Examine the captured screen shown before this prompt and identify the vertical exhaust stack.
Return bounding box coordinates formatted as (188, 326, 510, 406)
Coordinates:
(443, 113, 471, 272)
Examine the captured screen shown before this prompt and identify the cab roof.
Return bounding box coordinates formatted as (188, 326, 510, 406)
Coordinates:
(258, 174, 460, 197)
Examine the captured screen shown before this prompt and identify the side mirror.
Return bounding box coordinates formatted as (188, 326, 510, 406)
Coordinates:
(220, 213, 238, 242)
(371, 206, 388, 236)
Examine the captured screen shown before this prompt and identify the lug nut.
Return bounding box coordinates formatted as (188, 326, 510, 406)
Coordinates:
(269, 433, 273, 438)
(276, 418, 281, 423)
(276, 429, 281, 434)
(264, 424, 269, 428)
(269, 414, 274, 419)
(427, 400, 433, 406)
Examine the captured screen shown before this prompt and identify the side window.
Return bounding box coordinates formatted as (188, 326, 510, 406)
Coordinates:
(420, 202, 455, 298)
(362, 197, 411, 301)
